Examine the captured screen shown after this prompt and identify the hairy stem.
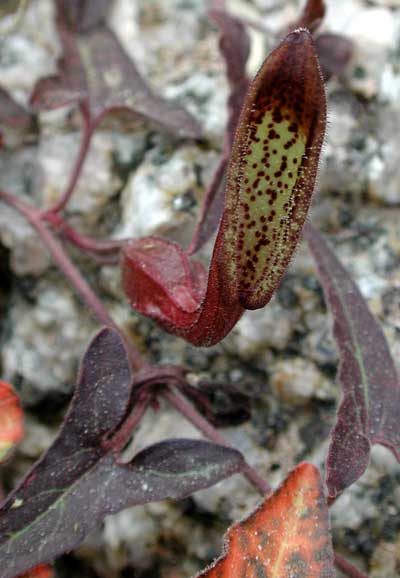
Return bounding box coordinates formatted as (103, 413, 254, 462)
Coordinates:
(43, 106, 93, 215)
(163, 387, 272, 495)
(0, 190, 146, 370)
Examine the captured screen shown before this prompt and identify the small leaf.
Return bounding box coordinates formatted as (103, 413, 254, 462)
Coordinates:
(123, 29, 326, 346)
(315, 33, 353, 81)
(0, 381, 24, 464)
(30, 27, 86, 111)
(305, 224, 400, 498)
(197, 463, 334, 578)
(0, 329, 244, 577)
(30, 24, 201, 139)
(292, 0, 326, 33)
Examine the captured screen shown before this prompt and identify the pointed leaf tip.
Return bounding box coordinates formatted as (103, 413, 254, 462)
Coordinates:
(197, 462, 334, 578)
(291, 0, 326, 33)
(219, 28, 326, 310)
(305, 223, 400, 497)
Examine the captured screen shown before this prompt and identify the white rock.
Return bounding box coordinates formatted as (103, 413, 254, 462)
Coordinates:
(368, 107, 400, 205)
(346, 8, 397, 48)
(230, 302, 295, 357)
(270, 357, 335, 405)
(342, 6, 399, 98)
(102, 507, 158, 570)
(330, 445, 400, 530)
(0, 0, 58, 103)
(2, 279, 97, 403)
(0, 201, 50, 276)
(37, 131, 143, 222)
(117, 144, 216, 244)
(367, 0, 400, 8)
(0, 148, 51, 275)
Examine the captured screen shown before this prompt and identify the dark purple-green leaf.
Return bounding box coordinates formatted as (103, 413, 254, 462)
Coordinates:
(0, 328, 244, 577)
(0, 439, 243, 578)
(30, 25, 201, 139)
(305, 223, 400, 498)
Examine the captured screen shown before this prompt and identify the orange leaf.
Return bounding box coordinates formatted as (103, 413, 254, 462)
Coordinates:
(197, 463, 334, 578)
(20, 564, 54, 578)
(0, 381, 24, 464)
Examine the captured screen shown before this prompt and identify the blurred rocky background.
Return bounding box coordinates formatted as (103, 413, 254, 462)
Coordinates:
(0, 1, 399, 577)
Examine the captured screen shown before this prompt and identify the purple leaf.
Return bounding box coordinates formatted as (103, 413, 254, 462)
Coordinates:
(0, 439, 243, 578)
(30, 27, 86, 111)
(30, 24, 201, 139)
(287, 1, 353, 82)
(304, 223, 400, 498)
(291, 0, 326, 33)
(0, 329, 244, 578)
(315, 33, 353, 81)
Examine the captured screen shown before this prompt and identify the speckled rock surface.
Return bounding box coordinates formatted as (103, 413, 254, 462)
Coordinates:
(0, 0, 399, 577)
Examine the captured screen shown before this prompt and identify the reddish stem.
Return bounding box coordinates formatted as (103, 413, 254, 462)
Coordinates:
(44, 212, 124, 254)
(106, 393, 151, 453)
(43, 105, 94, 216)
(0, 190, 146, 371)
(334, 554, 370, 578)
(163, 387, 272, 496)
(187, 153, 228, 255)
